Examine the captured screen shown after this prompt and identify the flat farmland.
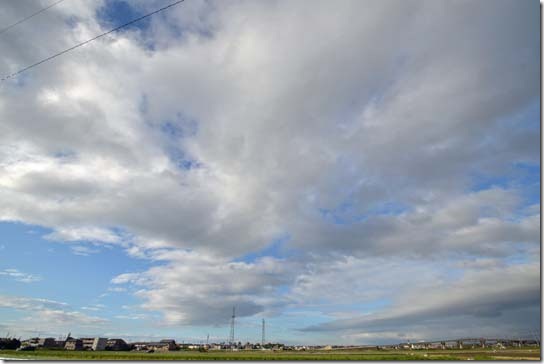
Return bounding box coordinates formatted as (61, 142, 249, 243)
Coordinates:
(0, 347, 540, 360)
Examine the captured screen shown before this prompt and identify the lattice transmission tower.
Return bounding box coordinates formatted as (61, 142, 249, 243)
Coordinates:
(262, 319, 266, 347)
(229, 307, 236, 345)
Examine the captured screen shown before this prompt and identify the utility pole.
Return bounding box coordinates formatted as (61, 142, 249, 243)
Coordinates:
(262, 319, 265, 347)
(229, 307, 235, 346)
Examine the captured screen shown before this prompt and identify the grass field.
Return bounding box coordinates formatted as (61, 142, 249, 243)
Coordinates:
(0, 347, 540, 361)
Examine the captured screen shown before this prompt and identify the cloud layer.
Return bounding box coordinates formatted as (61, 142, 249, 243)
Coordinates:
(0, 0, 539, 343)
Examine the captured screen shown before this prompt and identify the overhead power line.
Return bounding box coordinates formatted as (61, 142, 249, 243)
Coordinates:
(1, 0, 186, 82)
(0, 0, 66, 35)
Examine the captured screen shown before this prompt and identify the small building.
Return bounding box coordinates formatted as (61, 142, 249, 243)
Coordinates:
(443, 341, 458, 349)
(411, 342, 426, 349)
(132, 340, 176, 352)
(93, 338, 108, 351)
(160, 339, 177, 350)
(243, 342, 254, 350)
(106, 338, 129, 351)
(460, 339, 481, 348)
(81, 338, 94, 350)
(65, 339, 83, 351)
(81, 337, 107, 351)
(21, 338, 40, 347)
(38, 338, 57, 348)
(21, 337, 57, 348)
(427, 342, 443, 349)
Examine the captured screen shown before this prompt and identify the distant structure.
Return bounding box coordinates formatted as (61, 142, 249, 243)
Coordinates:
(106, 338, 128, 351)
(229, 307, 236, 345)
(64, 338, 83, 351)
(81, 337, 108, 351)
(261, 319, 265, 347)
(132, 339, 176, 352)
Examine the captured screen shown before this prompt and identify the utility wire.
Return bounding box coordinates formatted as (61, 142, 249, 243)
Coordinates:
(1, 0, 186, 82)
(0, 0, 66, 35)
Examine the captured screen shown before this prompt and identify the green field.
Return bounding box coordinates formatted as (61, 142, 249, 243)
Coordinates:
(0, 347, 540, 361)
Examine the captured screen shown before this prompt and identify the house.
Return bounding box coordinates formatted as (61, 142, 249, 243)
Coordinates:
(132, 340, 177, 352)
(21, 338, 40, 347)
(160, 339, 177, 350)
(427, 342, 443, 349)
(242, 342, 252, 350)
(38, 338, 57, 348)
(106, 338, 129, 351)
(411, 342, 427, 349)
(81, 337, 108, 351)
(21, 337, 56, 348)
(65, 339, 83, 351)
(92, 338, 108, 351)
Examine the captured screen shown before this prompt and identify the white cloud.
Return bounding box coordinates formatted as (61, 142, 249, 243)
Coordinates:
(0, 294, 108, 337)
(45, 226, 121, 244)
(81, 304, 105, 311)
(0, 0, 539, 342)
(114, 314, 149, 320)
(0, 0, 537, 259)
(21, 309, 108, 326)
(112, 250, 296, 325)
(287, 188, 539, 257)
(0, 295, 67, 310)
(0, 268, 42, 283)
(70, 245, 101, 256)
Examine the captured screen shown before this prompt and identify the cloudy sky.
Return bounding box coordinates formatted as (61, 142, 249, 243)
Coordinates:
(0, 0, 539, 345)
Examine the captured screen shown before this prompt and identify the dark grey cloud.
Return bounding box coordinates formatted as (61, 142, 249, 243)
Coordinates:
(300, 262, 540, 340)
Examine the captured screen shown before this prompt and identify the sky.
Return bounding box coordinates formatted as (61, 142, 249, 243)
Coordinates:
(0, 0, 540, 346)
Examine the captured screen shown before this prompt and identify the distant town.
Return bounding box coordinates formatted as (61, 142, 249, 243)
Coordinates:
(0, 334, 539, 353)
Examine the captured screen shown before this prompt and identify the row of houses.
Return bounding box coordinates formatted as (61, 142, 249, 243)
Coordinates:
(64, 337, 110, 351)
(20, 337, 132, 351)
(389, 338, 540, 350)
(16, 337, 286, 352)
(14, 335, 539, 352)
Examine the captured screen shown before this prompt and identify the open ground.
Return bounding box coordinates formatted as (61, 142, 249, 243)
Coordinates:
(0, 347, 540, 361)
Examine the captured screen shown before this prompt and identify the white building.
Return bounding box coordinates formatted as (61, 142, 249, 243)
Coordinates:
(81, 337, 108, 351)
